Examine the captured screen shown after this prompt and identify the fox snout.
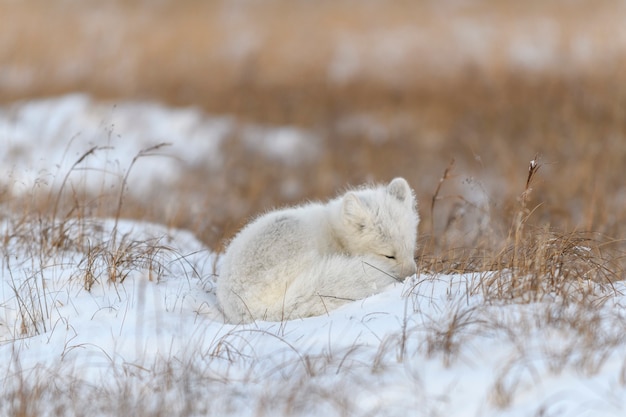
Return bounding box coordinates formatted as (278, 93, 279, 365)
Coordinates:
(402, 260, 417, 278)
(389, 258, 416, 279)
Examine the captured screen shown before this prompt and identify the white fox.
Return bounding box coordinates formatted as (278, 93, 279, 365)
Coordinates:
(217, 177, 419, 323)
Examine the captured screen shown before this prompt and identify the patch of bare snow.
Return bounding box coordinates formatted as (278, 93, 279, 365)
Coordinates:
(0, 94, 320, 195)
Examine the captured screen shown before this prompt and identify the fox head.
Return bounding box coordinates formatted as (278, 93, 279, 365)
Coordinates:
(338, 177, 419, 279)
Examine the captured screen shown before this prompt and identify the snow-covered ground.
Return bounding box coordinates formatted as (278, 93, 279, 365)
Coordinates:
(2, 96, 626, 416)
(0, 94, 319, 195)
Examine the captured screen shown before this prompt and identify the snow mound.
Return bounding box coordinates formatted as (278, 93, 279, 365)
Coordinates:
(1, 214, 626, 416)
(0, 217, 218, 343)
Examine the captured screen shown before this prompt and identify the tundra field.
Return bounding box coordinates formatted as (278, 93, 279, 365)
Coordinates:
(2, 1, 626, 416)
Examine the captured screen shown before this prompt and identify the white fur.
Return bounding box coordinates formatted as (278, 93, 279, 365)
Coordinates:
(217, 177, 419, 323)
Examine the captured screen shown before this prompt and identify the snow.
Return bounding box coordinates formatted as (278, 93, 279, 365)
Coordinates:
(0, 94, 318, 195)
(2, 96, 626, 416)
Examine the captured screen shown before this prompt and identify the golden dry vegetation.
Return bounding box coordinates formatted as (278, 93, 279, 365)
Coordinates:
(2, 0, 625, 263)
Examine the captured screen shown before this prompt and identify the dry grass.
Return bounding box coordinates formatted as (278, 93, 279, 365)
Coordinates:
(2, 0, 626, 415)
(2, 0, 626, 253)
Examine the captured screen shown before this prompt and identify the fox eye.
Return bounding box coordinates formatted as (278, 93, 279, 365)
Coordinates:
(383, 254, 396, 260)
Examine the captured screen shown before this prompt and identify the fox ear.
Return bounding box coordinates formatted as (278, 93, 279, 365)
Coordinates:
(387, 177, 411, 203)
(342, 192, 369, 230)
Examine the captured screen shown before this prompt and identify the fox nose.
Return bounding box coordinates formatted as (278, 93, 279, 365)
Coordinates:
(402, 260, 417, 277)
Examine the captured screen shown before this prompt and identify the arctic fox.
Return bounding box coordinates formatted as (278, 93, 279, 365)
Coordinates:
(217, 177, 419, 323)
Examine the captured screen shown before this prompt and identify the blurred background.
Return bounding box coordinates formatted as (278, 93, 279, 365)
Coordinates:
(1, 0, 625, 254)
